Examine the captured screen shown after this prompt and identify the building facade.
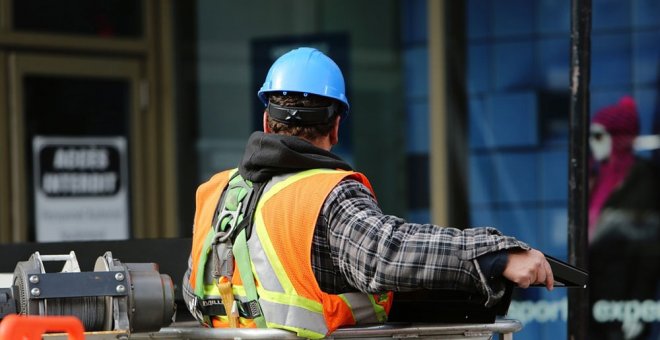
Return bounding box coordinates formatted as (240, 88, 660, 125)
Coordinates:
(1, 1, 659, 339)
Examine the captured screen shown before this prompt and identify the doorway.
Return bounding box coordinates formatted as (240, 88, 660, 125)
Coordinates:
(8, 54, 145, 241)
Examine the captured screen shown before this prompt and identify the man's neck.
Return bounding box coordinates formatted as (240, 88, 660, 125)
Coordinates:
(309, 137, 332, 151)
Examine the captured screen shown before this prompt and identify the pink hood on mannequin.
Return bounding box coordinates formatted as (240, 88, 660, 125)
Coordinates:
(588, 96, 639, 238)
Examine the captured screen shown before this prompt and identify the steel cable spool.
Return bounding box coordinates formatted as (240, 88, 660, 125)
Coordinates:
(43, 297, 106, 330)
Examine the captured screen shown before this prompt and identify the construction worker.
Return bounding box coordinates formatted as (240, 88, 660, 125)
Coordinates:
(182, 47, 554, 339)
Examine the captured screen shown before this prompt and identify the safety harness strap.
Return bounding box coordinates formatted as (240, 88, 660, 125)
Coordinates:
(205, 172, 267, 328)
(197, 298, 263, 319)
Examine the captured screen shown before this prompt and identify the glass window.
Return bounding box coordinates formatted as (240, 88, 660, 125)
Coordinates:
(24, 76, 129, 137)
(467, 1, 571, 338)
(12, 0, 143, 38)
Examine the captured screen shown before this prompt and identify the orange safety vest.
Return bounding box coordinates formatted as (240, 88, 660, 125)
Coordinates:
(189, 168, 393, 338)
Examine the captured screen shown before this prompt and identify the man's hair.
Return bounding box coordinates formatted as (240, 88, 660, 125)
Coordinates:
(266, 93, 338, 140)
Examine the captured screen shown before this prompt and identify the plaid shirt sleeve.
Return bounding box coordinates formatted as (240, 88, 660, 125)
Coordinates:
(321, 179, 530, 306)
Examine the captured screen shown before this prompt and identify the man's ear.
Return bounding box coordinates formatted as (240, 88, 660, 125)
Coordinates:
(263, 111, 271, 133)
(329, 115, 341, 145)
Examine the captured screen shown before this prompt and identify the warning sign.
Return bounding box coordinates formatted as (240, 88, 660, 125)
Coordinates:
(39, 144, 121, 196)
(33, 136, 129, 242)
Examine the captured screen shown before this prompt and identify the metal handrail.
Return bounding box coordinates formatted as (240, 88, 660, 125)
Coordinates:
(43, 320, 522, 339)
(123, 319, 522, 340)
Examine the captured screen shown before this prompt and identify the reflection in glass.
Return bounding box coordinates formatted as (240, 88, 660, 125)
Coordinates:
(588, 97, 660, 340)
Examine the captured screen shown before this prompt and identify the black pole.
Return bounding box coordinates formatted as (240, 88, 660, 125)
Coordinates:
(568, 0, 591, 339)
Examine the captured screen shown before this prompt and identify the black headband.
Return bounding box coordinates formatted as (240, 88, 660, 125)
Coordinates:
(267, 102, 339, 126)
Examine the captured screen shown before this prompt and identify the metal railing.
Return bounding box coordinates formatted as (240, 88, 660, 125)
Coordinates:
(43, 320, 522, 340)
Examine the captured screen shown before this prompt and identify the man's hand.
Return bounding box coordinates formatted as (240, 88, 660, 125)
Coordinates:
(502, 249, 554, 290)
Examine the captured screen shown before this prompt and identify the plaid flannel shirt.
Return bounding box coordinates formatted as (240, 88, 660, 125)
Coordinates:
(312, 179, 529, 306)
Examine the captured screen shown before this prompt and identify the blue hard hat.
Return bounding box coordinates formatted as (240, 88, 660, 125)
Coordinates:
(258, 47, 350, 113)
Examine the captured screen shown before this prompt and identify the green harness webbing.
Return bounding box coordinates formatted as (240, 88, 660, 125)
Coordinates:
(207, 172, 267, 328)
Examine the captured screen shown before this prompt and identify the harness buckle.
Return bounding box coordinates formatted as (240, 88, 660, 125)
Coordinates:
(213, 201, 243, 243)
(188, 296, 205, 324)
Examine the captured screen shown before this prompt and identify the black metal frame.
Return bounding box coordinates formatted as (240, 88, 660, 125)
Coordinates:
(568, 0, 592, 338)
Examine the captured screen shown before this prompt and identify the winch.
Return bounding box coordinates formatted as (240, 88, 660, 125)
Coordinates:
(0, 251, 175, 333)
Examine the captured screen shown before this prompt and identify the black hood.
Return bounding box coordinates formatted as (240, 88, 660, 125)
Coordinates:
(238, 132, 352, 183)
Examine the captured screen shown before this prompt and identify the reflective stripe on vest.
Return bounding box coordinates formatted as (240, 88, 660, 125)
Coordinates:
(260, 299, 328, 335)
(340, 293, 380, 324)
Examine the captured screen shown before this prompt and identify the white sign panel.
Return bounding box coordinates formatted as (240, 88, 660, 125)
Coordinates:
(33, 136, 129, 242)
